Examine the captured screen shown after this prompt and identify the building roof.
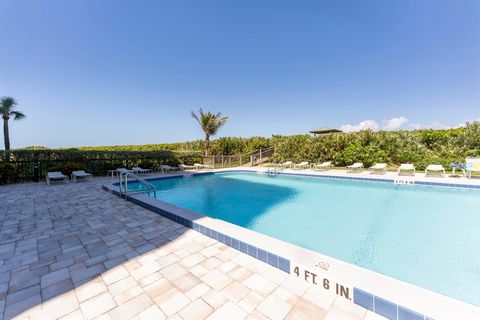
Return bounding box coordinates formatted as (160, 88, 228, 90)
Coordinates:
(309, 128, 343, 135)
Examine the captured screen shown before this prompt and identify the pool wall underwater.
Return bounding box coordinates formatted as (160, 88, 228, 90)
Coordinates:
(103, 169, 480, 320)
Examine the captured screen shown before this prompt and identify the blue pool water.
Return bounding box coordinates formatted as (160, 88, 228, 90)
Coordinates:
(129, 172, 480, 306)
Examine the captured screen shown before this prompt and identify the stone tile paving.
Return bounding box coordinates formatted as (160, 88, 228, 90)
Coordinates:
(0, 178, 384, 320)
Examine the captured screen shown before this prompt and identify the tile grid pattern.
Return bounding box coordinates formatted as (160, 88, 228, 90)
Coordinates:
(0, 178, 374, 320)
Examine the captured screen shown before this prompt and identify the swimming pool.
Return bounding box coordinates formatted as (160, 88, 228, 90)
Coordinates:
(128, 171, 480, 306)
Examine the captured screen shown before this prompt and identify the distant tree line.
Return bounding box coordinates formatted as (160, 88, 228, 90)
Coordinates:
(7, 122, 480, 173)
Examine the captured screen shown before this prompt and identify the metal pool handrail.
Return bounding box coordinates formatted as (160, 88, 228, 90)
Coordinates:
(119, 172, 157, 199)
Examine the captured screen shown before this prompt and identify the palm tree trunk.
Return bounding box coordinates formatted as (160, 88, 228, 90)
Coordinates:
(3, 118, 10, 161)
(204, 135, 210, 156)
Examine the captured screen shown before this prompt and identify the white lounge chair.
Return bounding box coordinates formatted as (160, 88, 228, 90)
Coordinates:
(160, 165, 181, 173)
(466, 158, 480, 178)
(71, 170, 93, 182)
(179, 164, 196, 170)
(314, 161, 332, 171)
(425, 165, 445, 177)
(293, 162, 309, 170)
(370, 163, 387, 174)
(277, 161, 293, 169)
(46, 172, 68, 185)
(346, 163, 364, 172)
(132, 167, 153, 175)
(194, 163, 213, 170)
(398, 164, 415, 176)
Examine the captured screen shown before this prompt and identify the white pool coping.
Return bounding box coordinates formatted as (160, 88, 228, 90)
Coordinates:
(103, 167, 480, 320)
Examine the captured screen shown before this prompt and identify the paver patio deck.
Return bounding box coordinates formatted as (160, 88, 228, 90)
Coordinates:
(0, 177, 384, 320)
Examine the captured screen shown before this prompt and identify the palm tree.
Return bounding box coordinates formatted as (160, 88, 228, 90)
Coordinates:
(1, 97, 26, 158)
(191, 108, 229, 156)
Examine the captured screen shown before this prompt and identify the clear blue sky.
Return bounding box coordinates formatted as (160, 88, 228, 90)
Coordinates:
(1, 0, 479, 148)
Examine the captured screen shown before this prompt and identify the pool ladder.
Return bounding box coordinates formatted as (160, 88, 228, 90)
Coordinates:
(118, 172, 157, 199)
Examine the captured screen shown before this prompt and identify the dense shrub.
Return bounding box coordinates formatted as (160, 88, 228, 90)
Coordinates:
(0, 150, 202, 181)
(271, 122, 480, 170)
(0, 163, 21, 184)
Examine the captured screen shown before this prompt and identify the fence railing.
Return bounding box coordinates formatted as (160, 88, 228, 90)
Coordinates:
(202, 148, 274, 168)
(249, 148, 274, 166)
(202, 154, 249, 168)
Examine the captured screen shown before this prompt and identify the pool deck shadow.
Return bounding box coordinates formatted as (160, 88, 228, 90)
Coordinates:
(0, 177, 373, 320)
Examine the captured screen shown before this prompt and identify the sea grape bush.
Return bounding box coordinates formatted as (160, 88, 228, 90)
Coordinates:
(270, 122, 480, 169)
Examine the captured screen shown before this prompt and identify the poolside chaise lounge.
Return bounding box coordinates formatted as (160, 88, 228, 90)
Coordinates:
(194, 163, 214, 170)
(346, 163, 364, 172)
(179, 164, 196, 170)
(46, 171, 68, 185)
(314, 161, 332, 171)
(293, 162, 310, 170)
(71, 170, 93, 182)
(466, 158, 480, 178)
(132, 167, 153, 175)
(160, 165, 181, 173)
(425, 164, 445, 177)
(277, 161, 293, 169)
(370, 163, 387, 174)
(398, 163, 415, 176)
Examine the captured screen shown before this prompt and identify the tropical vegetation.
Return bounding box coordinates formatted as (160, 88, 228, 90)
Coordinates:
(2, 122, 480, 182)
(191, 108, 229, 156)
(270, 122, 480, 169)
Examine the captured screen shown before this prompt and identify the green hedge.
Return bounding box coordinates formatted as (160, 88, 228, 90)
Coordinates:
(0, 150, 202, 181)
(271, 122, 480, 170)
(0, 163, 21, 184)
